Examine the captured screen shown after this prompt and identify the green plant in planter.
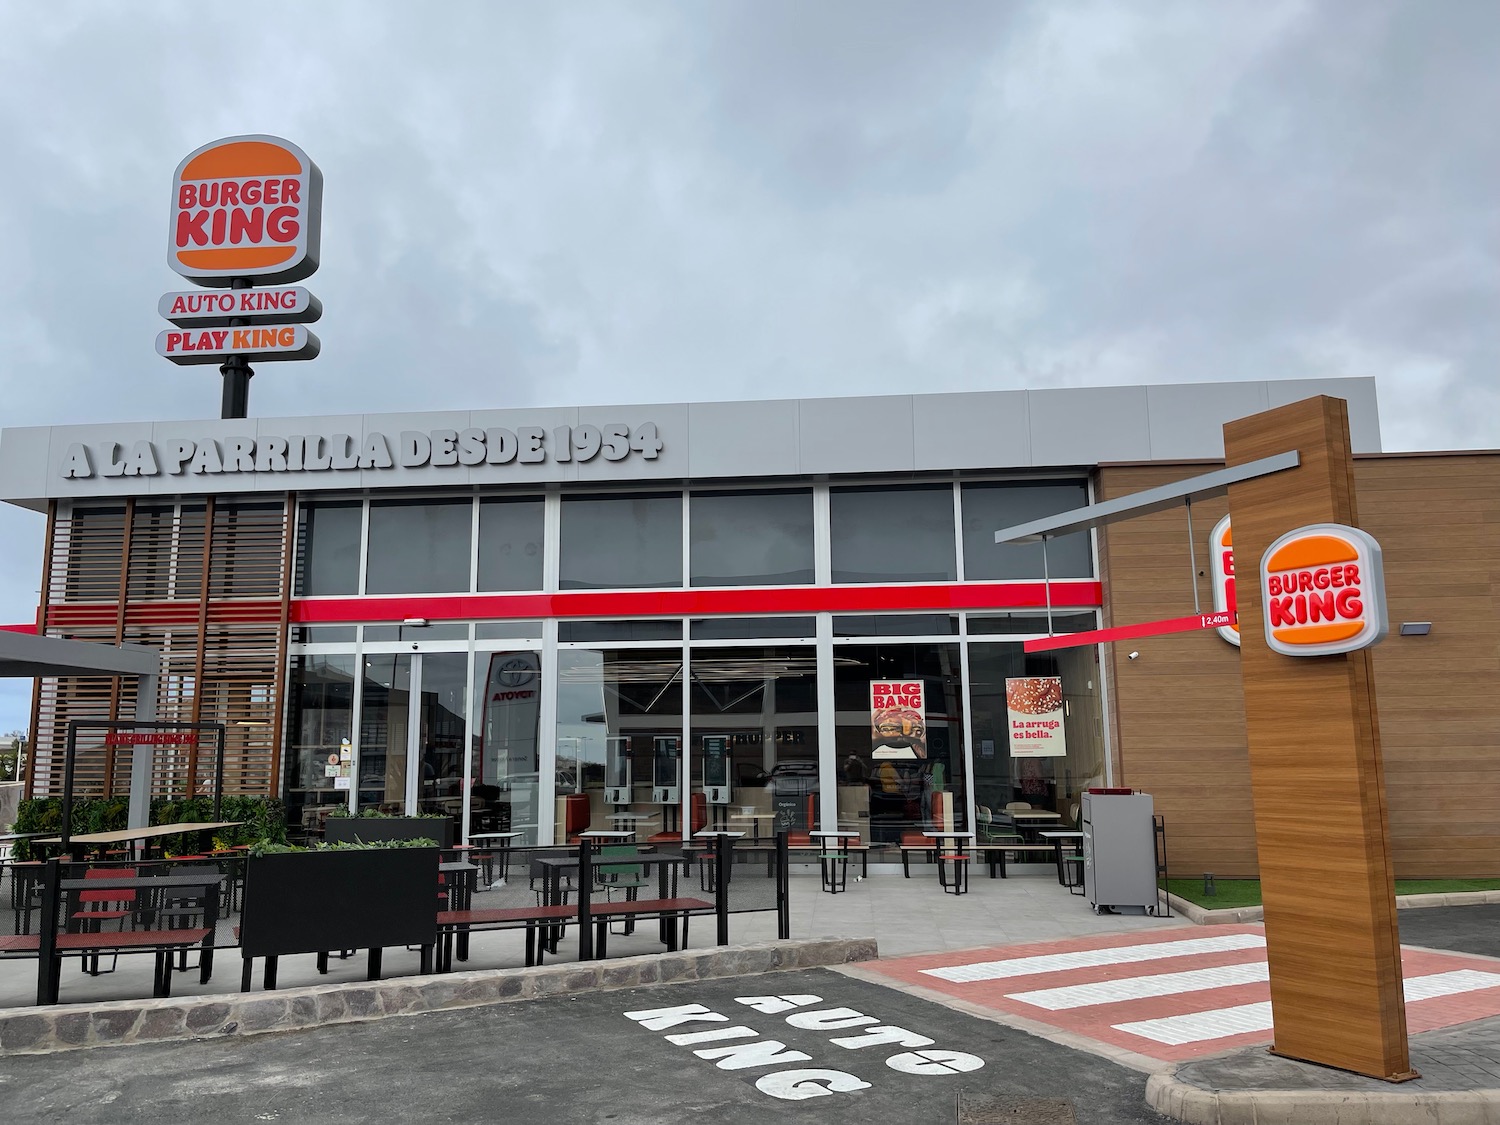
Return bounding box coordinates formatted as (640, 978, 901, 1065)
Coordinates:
(247, 836, 438, 857)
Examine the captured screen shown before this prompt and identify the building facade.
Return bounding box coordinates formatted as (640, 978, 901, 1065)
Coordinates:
(11, 377, 1488, 879)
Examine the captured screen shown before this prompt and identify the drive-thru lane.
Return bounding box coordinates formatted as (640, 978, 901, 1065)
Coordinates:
(0, 968, 1170, 1124)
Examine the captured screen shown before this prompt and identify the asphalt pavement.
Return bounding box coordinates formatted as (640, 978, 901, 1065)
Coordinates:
(0, 968, 1171, 1125)
(1399, 904, 1500, 960)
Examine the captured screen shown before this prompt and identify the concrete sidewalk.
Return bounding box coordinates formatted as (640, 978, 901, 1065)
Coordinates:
(0, 863, 1183, 1009)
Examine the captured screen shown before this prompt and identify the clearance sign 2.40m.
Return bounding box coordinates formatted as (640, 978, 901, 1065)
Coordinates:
(1259, 523, 1387, 657)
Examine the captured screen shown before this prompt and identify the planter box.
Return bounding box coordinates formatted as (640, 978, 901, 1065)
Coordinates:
(239, 847, 439, 959)
(324, 816, 455, 850)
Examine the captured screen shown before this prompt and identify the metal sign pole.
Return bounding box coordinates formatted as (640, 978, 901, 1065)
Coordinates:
(219, 278, 254, 419)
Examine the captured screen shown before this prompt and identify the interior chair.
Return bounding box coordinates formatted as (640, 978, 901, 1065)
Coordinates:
(646, 791, 708, 845)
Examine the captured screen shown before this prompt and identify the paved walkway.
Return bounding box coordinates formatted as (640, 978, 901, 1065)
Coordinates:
(863, 923, 1500, 1068)
(0, 864, 1182, 1009)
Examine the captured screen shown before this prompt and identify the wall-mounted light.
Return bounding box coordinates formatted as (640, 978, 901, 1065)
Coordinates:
(1399, 622, 1432, 637)
(403, 617, 429, 628)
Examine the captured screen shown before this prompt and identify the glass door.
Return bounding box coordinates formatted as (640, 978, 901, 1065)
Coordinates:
(356, 651, 469, 830)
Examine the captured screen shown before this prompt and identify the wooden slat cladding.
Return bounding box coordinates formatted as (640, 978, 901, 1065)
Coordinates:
(1098, 451, 1500, 881)
(30, 497, 291, 801)
(1094, 465, 1251, 875)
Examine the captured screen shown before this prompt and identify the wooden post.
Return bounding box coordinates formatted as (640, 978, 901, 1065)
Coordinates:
(1224, 396, 1413, 1081)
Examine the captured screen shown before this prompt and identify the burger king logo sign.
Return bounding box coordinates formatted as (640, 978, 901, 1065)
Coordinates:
(1259, 523, 1387, 657)
(169, 135, 322, 286)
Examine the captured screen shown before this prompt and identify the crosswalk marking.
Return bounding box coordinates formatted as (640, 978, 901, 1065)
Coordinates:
(1006, 961, 1270, 1010)
(920, 933, 1266, 984)
(1113, 970, 1500, 1046)
(1113, 1001, 1273, 1046)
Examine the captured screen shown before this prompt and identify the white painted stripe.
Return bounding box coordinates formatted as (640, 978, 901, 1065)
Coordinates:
(1114, 1002, 1273, 1046)
(921, 933, 1266, 983)
(1007, 961, 1270, 1010)
(1404, 969, 1500, 1002)
(1113, 970, 1500, 1046)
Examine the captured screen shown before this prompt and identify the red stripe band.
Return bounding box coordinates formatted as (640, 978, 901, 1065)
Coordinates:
(1024, 610, 1234, 653)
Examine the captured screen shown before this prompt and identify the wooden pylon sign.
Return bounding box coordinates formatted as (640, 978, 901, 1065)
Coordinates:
(1224, 396, 1414, 1081)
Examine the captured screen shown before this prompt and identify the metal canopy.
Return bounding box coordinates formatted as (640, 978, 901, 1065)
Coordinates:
(993, 450, 1300, 544)
(0, 630, 159, 679)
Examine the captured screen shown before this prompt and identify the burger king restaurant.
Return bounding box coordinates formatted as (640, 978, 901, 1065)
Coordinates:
(4, 375, 1496, 879)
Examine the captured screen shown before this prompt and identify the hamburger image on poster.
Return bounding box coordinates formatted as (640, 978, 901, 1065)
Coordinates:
(871, 680, 926, 760)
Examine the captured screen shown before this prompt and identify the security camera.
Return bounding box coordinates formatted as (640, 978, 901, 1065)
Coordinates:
(1127, 651, 1140, 660)
(411, 642, 419, 650)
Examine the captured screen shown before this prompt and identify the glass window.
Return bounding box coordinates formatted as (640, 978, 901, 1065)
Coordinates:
(472, 650, 544, 845)
(690, 489, 814, 586)
(555, 648, 684, 844)
(290, 626, 358, 644)
(830, 485, 956, 584)
(967, 641, 1104, 834)
(283, 654, 357, 835)
(362, 623, 470, 642)
(558, 619, 682, 643)
(833, 614, 960, 637)
(961, 481, 1091, 580)
(477, 498, 545, 591)
(365, 499, 473, 594)
(833, 642, 968, 845)
(688, 647, 819, 836)
(475, 621, 544, 640)
(295, 501, 362, 596)
(968, 611, 1098, 635)
(559, 493, 682, 590)
(690, 617, 817, 641)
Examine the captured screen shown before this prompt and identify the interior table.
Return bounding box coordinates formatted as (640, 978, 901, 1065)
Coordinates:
(727, 812, 776, 843)
(604, 812, 659, 837)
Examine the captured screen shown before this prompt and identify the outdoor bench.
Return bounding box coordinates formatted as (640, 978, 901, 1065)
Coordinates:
(587, 895, 714, 958)
(1, 928, 212, 998)
(435, 904, 574, 971)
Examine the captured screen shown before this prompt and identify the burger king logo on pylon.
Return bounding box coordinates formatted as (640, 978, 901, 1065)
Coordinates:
(1209, 514, 1239, 646)
(1259, 523, 1387, 657)
(168, 135, 322, 286)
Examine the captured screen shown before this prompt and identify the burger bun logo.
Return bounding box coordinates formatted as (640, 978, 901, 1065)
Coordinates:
(169, 134, 322, 286)
(1259, 523, 1387, 657)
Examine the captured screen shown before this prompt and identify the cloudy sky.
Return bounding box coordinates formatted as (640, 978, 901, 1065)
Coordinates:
(0, 1, 1495, 731)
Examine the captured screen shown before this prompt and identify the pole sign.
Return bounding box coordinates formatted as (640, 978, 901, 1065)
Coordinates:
(156, 324, 320, 365)
(169, 135, 322, 285)
(1209, 514, 1240, 646)
(159, 134, 323, 377)
(1260, 524, 1387, 657)
(159, 286, 322, 327)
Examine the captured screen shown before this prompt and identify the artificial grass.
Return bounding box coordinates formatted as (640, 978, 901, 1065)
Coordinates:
(1161, 877, 1500, 908)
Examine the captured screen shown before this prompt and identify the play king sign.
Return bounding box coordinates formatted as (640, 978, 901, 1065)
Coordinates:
(1260, 523, 1387, 657)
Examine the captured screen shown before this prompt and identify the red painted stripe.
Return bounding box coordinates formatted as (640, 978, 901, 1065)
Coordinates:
(1024, 610, 1234, 653)
(0, 623, 37, 634)
(291, 580, 1103, 625)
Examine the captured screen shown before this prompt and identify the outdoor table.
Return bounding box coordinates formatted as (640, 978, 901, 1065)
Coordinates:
(1036, 830, 1085, 887)
(439, 861, 480, 960)
(923, 831, 975, 896)
(7, 861, 44, 935)
(40, 871, 222, 1003)
(809, 830, 862, 894)
(468, 831, 524, 886)
(691, 830, 745, 891)
(35, 821, 245, 861)
(530, 851, 691, 953)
